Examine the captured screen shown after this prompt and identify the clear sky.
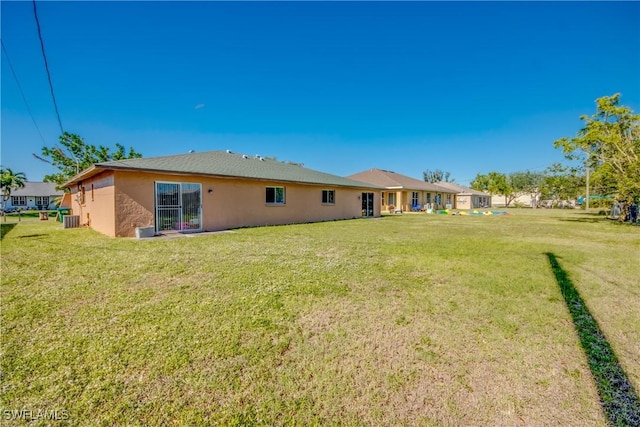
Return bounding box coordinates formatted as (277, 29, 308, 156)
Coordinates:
(2, 1, 639, 185)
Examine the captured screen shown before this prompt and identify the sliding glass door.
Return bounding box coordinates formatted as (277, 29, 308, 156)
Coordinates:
(155, 182, 202, 232)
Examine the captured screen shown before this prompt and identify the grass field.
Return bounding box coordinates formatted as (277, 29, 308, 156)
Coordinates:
(1, 210, 639, 426)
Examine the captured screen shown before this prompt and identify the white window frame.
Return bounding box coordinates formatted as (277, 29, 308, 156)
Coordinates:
(11, 196, 26, 206)
(35, 196, 50, 208)
(322, 189, 335, 205)
(266, 186, 286, 205)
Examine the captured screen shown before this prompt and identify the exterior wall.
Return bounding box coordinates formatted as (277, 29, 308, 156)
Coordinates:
(70, 171, 117, 237)
(455, 195, 472, 210)
(113, 171, 157, 237)
(206, 179, 374, 232)
(97, 171, 380, 237)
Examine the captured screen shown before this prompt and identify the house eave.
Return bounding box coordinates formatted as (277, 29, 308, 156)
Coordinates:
(62, 165, 384, 191)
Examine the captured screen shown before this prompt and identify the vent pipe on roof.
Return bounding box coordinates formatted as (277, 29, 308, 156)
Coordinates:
(226, 149, 232, 154)
(242, 154, 248, 159)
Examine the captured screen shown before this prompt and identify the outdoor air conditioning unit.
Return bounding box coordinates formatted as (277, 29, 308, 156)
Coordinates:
(63, 215, 80, 229)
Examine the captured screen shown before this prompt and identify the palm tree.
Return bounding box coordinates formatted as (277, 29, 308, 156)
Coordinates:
(1, 167, 27, 222)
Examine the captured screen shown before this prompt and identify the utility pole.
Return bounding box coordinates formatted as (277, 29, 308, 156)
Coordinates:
(585, 163, 590, 213)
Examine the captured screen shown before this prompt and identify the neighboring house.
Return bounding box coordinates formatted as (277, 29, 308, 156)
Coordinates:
(61, 150, 382, 237)
(1, 181, 63, 211)
(491, 193, 538, 208)
(433, 182, 491, 209)
(347, 169, 456, 212)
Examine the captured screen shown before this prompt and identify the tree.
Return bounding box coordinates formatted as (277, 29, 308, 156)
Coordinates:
(1, 167, 27, 222)
(509, 170, 545, 207)
(539, 163, 585, 206)
(470, 171, 512, 205)
(38, 132, 142, 187)
(554, 93, 640, 203)
(423, 169, 455, 183)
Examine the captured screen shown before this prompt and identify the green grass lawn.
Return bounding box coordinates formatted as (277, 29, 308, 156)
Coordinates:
(1, 210, 639, 426)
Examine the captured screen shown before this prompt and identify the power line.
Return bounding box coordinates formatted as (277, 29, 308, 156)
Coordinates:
(32, 0, 64, 135)
(1, 40, 48, 146)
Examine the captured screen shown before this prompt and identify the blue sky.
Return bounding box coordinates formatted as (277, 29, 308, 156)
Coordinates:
(2, 1, 639, 185)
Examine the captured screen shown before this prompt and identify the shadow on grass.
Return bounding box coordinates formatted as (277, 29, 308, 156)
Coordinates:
(556, 214, 609, 224)
(0, 223, 17, 241)
(17, 234, 47, 239)
(546, 253, 640, 426)
(558, 218, 608, 223)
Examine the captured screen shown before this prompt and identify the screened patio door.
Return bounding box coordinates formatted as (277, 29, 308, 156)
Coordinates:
(155, 182, 202, 232)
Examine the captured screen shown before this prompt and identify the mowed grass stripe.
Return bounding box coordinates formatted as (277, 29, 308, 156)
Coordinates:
(1, 210, 638, 425)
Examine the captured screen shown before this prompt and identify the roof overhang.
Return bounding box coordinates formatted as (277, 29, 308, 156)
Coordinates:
(61, 165, 104, 188)
(62, 165, 385, 191)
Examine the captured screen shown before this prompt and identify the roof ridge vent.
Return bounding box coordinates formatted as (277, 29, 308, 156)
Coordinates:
(226, 149, 232, 154)
(242, 154, 248, 159)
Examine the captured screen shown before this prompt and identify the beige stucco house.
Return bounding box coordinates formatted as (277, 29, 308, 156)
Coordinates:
(347, 169, 456, 212)
(62, 150, 382, 237)
(434, 182, 492, 209)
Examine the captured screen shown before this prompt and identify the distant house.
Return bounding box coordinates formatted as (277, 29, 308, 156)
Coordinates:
(2, 182, 62, 211)
(347, 169, 456, 212)
(433, 182, 491, 209)
(61, 150, 382, 237)
(491, 193, 537, 208)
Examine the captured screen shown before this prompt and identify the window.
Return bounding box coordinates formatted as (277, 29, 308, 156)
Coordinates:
(426, 193, 431, 204)
(322, 190, 335, 204)
(35, 196, 49, 208)
(11, 196, 26, 206)
(446, 194, 452, 204)
(266, 186, 285, 204)
(412, 192, 419, 206)
(387, 193, 396, 206)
